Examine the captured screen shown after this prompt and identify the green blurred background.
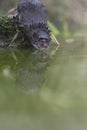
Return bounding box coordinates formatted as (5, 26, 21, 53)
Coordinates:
(0, 0, 87, 130)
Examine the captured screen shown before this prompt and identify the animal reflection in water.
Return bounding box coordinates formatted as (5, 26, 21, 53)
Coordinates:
(16, 51, 49, 93)
(16, 46, 58, 93)
(0, 45, 59, 93)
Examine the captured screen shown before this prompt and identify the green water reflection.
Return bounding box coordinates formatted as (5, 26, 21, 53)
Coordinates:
(0, 39, 87, 130)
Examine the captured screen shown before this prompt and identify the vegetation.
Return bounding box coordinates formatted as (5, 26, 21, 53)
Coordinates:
(0, 16, 28, 46)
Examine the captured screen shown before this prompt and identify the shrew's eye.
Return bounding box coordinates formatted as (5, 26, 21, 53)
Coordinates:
(39, 38, 44, 41)
(39, 38, 48, 42)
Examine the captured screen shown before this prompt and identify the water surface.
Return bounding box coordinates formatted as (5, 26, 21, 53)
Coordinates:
(0, 38, 87, 130)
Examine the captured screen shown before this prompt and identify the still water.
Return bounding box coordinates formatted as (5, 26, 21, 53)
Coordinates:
(0, 38, 87, 130)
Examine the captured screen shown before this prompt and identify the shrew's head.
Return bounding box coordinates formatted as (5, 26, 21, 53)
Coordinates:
(32, 28, 51, 49)
(23, 25, 51, 50)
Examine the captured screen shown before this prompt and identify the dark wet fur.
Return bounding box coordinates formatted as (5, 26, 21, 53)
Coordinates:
(18, 0, 50, 49)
